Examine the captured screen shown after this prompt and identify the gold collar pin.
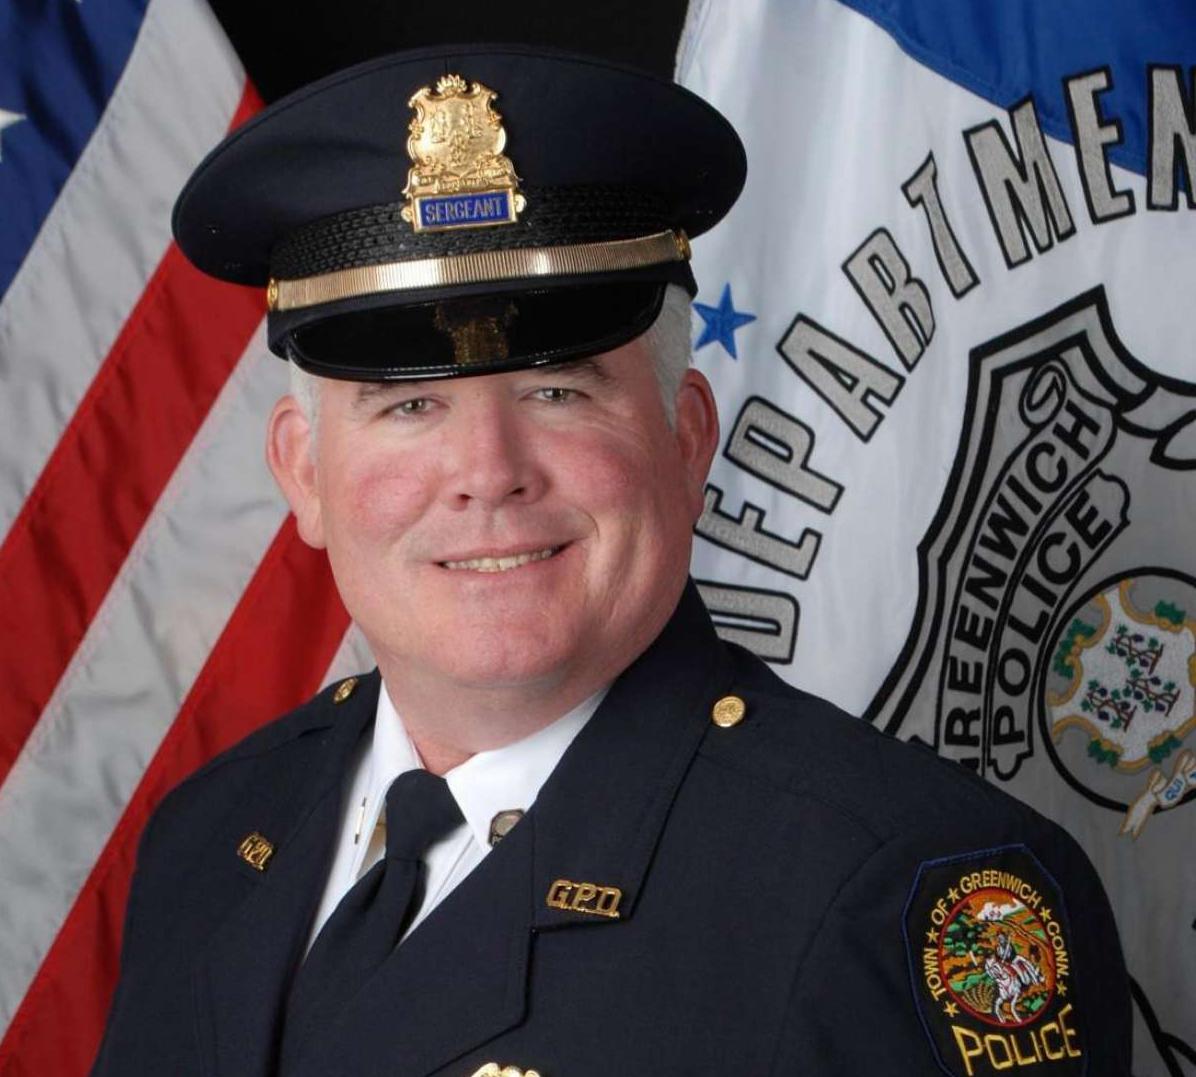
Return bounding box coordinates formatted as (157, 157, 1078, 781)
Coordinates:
(545, 878, 622, 919)
(236, 832, 275, 872)
(488, 808, 524, 847)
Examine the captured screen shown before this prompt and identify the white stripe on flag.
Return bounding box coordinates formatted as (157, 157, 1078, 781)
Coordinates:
(0, 325, 284, 1028)
(0, 0, 244, 539)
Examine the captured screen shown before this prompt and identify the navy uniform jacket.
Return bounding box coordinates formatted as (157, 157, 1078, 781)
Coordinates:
(91, 583, 1130, 1076)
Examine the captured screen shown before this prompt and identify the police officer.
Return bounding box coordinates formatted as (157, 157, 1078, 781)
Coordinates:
(91, 45, 1131, 1077)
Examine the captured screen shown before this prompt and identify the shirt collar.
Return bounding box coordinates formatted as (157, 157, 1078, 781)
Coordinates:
(372, 682, 608, 850)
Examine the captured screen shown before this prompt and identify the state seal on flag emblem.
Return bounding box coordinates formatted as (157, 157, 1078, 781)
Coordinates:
(868, 287, 1196, 838)
(905, 847, 1082, 1077)
(1045, 573, 1196, 836)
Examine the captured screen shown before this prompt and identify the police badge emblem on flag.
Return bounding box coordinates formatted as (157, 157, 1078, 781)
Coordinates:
(870, 287, 1196, 839)
(905, 847, 1083, 1076)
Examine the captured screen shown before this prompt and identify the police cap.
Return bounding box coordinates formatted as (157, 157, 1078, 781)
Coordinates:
(172, 44, 745, 381)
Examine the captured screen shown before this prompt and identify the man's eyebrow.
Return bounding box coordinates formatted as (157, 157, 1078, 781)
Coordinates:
(350, 381, 423, 410)
(540, 357, 613, 384)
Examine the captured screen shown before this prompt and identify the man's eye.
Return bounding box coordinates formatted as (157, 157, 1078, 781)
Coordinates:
(394, 397, 431, 416)
(534, 387, 577, 404)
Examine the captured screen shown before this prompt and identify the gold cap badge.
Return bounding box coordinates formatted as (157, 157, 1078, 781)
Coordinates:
(711, 694, 747, 728)
(402, 74, 525, 233)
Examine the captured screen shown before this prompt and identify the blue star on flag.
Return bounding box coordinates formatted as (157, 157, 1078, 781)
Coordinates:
(693, 283, 756, 359)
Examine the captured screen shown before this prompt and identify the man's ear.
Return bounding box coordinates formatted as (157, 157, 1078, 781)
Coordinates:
(672, 369, 720, 521)
(266, 395, 326, 549)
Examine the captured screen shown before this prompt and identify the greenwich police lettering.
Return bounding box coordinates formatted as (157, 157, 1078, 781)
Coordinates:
(938, 364, 1129, 778)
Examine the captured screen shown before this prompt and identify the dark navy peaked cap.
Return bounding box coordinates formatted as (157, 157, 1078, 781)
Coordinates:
(172, 45, 746, 381)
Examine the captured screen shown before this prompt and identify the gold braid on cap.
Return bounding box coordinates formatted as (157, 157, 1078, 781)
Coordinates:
(266, 230, 689, 313)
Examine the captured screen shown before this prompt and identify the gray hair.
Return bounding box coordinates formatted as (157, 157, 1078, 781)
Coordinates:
(289, 282, 693, 429)
(641, 282, 694, 426)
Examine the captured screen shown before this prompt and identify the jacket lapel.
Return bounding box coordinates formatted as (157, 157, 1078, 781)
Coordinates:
(289, 582, 734, 1077)
(531, 580, 734, 929)
(195, 674, 379, 1077)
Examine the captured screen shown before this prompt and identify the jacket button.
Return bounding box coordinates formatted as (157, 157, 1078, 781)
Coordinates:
(332, 676, 359, 703)
(711, 694, 747, 728)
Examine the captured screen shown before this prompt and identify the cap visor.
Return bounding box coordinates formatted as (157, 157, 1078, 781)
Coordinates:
(285, 281, 669, 381)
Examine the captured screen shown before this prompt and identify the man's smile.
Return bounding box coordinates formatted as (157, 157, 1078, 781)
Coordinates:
(438, 544, 566, 573)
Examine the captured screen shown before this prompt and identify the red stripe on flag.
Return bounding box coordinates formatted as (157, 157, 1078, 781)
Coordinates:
(0, 519, 350, 1077)
(0, 82, 264, 787)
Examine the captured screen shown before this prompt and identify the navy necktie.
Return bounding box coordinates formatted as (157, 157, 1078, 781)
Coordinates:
(281, 769, 464, 1070)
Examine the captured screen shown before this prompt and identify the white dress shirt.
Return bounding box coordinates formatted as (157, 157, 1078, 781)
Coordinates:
(307, 681, 606, 948)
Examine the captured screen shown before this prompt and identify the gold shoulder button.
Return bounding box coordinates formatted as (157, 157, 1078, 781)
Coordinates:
(711, 694, 747, 728)
(332, 676, 359, 704)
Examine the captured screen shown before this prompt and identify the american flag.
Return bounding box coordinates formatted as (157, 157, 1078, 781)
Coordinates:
(0, 3, 371, 1073)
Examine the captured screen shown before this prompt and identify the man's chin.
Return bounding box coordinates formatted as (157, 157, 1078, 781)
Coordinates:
(434, 645, 580, 695)
(364, 620, 584, 691)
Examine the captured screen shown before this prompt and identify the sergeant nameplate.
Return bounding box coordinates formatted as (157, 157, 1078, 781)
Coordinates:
(416, 191, 516, 231)
(905, 845, 1082, 1077)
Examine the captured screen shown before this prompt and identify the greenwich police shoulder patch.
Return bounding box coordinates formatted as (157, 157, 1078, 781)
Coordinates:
(904, 845, 1083, 1077)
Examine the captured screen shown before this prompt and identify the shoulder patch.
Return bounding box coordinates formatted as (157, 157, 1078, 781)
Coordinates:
(904, 845, 1084, 1077)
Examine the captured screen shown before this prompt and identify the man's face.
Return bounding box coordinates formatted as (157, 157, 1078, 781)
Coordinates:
(269, 337, 718, 709)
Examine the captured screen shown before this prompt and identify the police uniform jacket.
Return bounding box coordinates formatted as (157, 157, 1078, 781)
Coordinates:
(91, 582, 1131, 1076)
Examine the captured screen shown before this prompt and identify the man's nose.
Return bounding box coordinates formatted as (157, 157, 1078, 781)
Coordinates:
(440, 398, 545, 508)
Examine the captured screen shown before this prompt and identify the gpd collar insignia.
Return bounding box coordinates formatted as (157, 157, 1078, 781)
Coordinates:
(236, 832, 275, 872)
(545, 878, 622, 919)
(905, 846, 1083, 1077)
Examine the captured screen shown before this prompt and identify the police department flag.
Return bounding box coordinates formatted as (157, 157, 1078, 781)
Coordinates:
(680, 1, 1195, 1073)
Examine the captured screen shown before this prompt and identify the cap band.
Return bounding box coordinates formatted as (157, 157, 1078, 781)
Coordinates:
(268, 229, 690, 313)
